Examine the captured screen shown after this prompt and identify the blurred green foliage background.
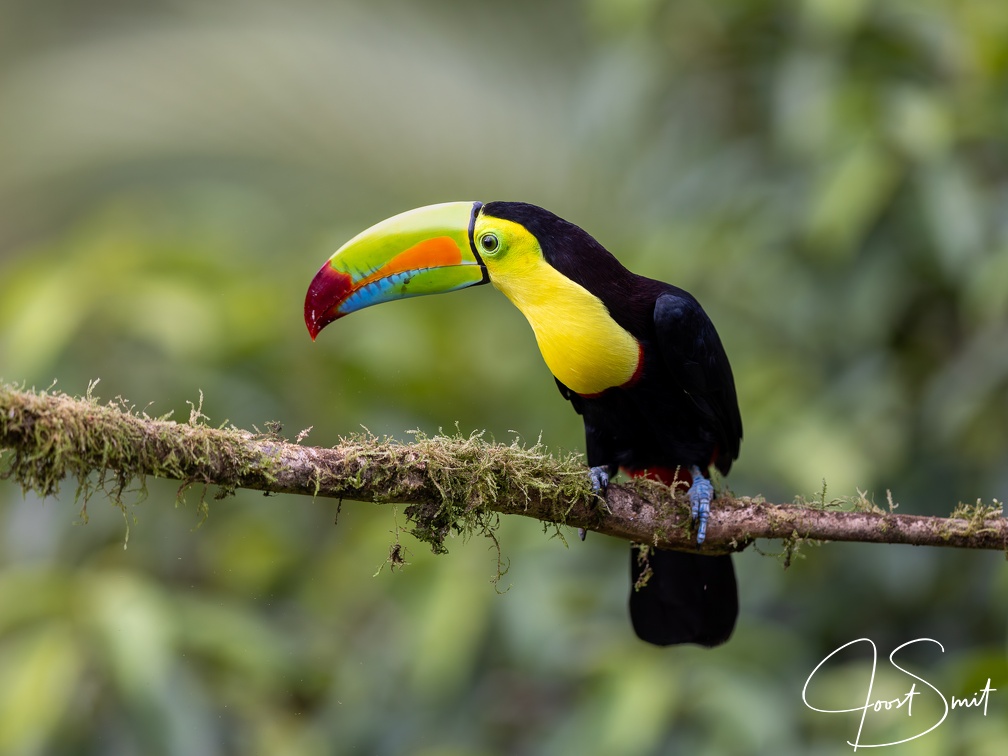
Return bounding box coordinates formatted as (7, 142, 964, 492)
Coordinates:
(1, 0, 1007, 753)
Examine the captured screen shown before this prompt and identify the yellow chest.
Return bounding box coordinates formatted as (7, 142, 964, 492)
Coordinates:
(491, 262, 642, 396)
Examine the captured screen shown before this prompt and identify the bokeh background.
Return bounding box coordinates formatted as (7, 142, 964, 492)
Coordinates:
(2, 0, 1007, 753)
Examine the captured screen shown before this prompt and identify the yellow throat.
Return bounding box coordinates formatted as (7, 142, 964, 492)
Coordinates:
(475, 217, 642, 396)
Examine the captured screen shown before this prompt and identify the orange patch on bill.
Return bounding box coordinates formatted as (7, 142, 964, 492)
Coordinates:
(358, 237, 463, 289)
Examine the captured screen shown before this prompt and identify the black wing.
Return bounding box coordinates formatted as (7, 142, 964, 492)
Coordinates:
(653, 290, 742, 473)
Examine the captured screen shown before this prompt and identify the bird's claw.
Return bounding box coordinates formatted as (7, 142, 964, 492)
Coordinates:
(582, 466, 613, 542)
(688, 465, 714, 544)
(589, 465, 610, 495)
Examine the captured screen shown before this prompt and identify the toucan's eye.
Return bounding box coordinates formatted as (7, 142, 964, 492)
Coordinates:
(479, 233, 500, 254)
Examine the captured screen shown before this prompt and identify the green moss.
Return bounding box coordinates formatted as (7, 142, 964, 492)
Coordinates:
(753, 529, 818, 569)
(0, 382, 277, 539)
(632, 544, 654, 591)
(791, 482, 888, 515)
(392, 428, 591, 583)
(2, 386, 595, 575)
(623, 470, 691, 545)
(259, 426, 594, 586)
(949, 498, 1004, 536)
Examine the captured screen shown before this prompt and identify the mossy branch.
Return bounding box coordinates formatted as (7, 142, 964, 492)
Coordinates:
(1, 384, 1006, 555)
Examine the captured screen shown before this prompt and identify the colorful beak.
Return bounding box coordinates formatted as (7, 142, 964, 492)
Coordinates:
(305, 201, 488, 340)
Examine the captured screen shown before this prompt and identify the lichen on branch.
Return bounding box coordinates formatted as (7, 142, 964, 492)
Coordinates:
(1, 383, 1006, 556)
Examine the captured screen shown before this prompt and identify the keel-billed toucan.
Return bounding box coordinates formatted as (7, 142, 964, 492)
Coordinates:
(305, 201, 743, 647)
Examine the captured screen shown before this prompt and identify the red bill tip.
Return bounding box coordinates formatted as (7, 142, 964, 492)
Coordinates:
(305, 263, 354, 340)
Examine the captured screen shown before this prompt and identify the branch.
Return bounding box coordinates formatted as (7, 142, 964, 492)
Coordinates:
(1, 384, 1005, 556)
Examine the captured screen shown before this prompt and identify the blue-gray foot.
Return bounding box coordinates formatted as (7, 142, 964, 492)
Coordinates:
(588, 465, 610, 494)
(688, 465, 714, 544)
(581, 465, 613, 541)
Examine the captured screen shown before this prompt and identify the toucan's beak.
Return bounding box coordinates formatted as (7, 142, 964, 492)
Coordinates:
(305, 201, 488, 340)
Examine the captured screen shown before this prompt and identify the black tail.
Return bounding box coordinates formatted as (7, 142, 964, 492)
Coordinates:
(629, 546, 738, 647)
